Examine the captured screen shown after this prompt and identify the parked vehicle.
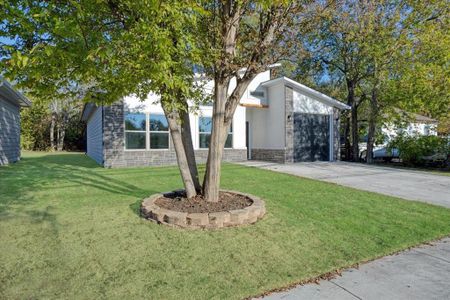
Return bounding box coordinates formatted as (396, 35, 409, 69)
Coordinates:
(360, 146, 399, 162)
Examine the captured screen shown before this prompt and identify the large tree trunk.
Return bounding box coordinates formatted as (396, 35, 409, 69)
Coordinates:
(202, 81, 228, 202)
(161, 100, 197, 198)
(366, 88, 379, 164)
(351, 101, 359, 162)
(346, 80, 359, 162)
(56, 123, 65, 151)
(50, 113, 56, 151)
(180, 108, 201, 192)
(344, 115, 351, 160)
(345, 80, 355, 161)
(56, 112, 68, 151)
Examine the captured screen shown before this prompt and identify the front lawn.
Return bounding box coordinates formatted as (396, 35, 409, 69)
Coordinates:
(1, 152, 449, 299)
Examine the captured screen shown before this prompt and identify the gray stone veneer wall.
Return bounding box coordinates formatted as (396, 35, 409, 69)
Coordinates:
(284, 86, 294, 163)
(102, 100, 246, 168)
(251, 149, 287, 163)
(333, 107, 341, 161)
(0, 98, 21, 165)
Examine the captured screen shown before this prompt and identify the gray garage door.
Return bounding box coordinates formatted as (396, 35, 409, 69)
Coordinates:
(293, 113, 330, 162)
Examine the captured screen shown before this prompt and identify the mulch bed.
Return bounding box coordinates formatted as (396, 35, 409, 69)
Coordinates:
(155, 190, 253, 213)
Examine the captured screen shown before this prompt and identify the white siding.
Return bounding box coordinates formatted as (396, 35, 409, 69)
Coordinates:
(293, 90, 332, 114)
(86, 107, 103, 165)
(247, 83, 286, 149)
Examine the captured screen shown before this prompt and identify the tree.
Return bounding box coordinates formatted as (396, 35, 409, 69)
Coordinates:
(198, 1, 318, 201)
(362, 0, 450, 163)
(384, 0, 450, 123)
(1, 0, 205, 197)
(49, 97, 81, 151)
(296, 0, 373, 161)
(1, 0, 316, 202)
(359, 0, 408, 164)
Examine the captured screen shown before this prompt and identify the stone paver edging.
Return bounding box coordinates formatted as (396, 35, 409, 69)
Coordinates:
(141, 190, 266, 229)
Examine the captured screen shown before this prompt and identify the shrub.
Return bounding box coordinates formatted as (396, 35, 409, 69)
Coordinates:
(388, 135, 450, 166)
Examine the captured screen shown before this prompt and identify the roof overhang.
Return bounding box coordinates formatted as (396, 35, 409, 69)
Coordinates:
(240, 103, 269, 108)
(260, 76, 350, 110)
(0, 77, 31, 107)
(81, 103, 98, 121)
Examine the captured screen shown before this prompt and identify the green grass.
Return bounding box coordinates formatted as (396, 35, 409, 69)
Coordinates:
(375, 162, 450, 176)
(1, 152, 449, 300)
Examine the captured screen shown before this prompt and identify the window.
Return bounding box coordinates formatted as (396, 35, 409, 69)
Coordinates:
(199, 116, 232, 149)
(125, 113, 146, 149)
(124, 112, 170, 150)
(150, 114, 169, 149)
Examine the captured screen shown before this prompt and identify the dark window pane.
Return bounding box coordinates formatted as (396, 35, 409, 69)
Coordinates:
(150, 132, 169, 149)
(150, 114, 169, 131)
(125, 113, 146, 131)
(126, 132, 146, 149)
(199, 117, 212, 133)
(225, 133, 232, 148)
(199, 133, 210, 148)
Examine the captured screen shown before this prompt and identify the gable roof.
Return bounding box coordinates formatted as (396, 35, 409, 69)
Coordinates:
(260, 76, 350, 110)
(392, 108, 438, 124)
(0, 76, 31, 107)
(81, 103, 99, 121)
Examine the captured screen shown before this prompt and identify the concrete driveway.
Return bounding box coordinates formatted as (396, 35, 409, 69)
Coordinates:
(240, 161, 450, 208)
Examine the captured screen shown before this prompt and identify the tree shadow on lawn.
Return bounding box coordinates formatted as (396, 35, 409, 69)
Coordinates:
(0, 153, 163, 218)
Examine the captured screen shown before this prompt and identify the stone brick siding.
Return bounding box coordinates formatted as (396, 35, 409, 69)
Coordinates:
(333, 108, 341, 161)
(102, 100, 247, 168)
(284, 86, 294, 163)
(251, 149, 287, 163)
(0, 98, 21, 165)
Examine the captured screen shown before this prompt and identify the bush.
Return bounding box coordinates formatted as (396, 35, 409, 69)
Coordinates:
(388, 135, 450, 167)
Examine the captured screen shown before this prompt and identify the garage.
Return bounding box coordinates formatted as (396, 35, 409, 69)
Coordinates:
(246, 76, 350, 164)
(293, 113, 330, 162)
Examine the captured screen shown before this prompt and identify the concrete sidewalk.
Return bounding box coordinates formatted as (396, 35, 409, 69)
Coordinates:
(241, 161, 450, 299)
(259, 238, 450, 300)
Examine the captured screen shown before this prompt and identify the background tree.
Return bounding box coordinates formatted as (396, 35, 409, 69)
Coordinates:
(360, 0, 408, 163)
(385, 0, 450, 125)
(294, 0, 372, 161)
(1, 0, 205, 197)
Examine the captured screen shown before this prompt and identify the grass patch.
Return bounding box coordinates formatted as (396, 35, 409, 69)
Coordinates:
(1, 151, 449, 299)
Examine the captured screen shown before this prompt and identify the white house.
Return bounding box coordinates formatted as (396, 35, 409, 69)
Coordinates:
(81, 69, 350, 167)
(382, 110, 438, 142)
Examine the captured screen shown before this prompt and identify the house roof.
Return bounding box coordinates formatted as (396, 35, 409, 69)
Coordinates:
(260, 76, 350, 110)
(392, 108, 438, 124)
(0, 76, 31, 107)
(80, 103, 99, 121)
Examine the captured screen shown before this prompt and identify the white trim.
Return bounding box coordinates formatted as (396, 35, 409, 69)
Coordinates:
(0, 76, 31, 107)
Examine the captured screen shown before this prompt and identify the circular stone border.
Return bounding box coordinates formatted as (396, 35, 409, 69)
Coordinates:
(140, 190, 265, 229)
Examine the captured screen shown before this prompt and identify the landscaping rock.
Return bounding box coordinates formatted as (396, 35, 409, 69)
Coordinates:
(141, 190, 265, 229)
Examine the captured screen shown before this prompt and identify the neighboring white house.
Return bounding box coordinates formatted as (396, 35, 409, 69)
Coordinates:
(81, 69, 350, 167)
(382, 110, 438, 142)
(359, 110, 438, 160)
